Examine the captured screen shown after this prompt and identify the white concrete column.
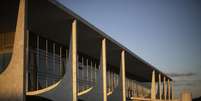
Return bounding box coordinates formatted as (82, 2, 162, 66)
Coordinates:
(159, 74, 162, 100)
(0, 0, 27, 100)
(151, 70, 156, 100)
(168, 79, 170, 101)
(70, 19, 78, 101)
(120, 50, 126, 101)
(100, 38, 107, 101)
(164, 77, 167, 100)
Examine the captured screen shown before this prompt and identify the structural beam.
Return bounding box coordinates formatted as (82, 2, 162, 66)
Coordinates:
(151, 70, 156, 100)
(100, 38, 107, 101)
(120, 50, 126, 101)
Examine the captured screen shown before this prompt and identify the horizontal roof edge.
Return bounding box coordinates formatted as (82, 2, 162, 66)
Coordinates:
(49, 0, 172, 81)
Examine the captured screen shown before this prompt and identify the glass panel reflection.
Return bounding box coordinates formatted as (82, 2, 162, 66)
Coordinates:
(0, 32, 14, 73)
(28, 32, 66, 91)
(27, 32, 151, 97)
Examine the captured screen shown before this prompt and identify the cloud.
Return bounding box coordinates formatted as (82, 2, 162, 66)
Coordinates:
(166, 72, 201, 98)
(166, 72, 196, 77)
(173, 80, 201, 86)
(174, 82, 193, 87)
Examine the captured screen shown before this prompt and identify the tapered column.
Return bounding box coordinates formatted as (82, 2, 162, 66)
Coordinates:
(159, 74, 162, 100)
(70, 19, 78, 101)
(120, 50, 126, 101)
(100, 38, 107, 101)
(151, 70, 156, 100)
(163, 77, 167, 100)
(0, 0, 27, 100)
(168, 79, 170, 100)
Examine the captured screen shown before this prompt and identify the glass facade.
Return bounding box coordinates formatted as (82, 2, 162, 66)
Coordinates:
(28, 33, 66, 91)
(126, 78, 151, 99)
(27, 32, 101, 92)
(107, 69, 119, 93)
(77, 55, 98, 92)
(0, 32, 14, 73)
(27, 32, 151, 98)
(0, 31, 151, 98)
(27, 32, 120, 93)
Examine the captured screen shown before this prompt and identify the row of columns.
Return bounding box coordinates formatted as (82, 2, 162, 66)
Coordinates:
(69, 18, 176, 101)
(125, 78, 150, 98)
(10, 0, 172, 100)
(69, 19, 126, 101)
(15, 0, 126, 99)
(151, 70, 174, 101)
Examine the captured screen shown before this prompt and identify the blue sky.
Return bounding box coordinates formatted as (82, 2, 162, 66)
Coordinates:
(58, 0, 201, 98)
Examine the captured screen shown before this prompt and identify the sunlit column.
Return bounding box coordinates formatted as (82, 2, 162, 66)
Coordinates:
(120, 50, 126, 101)
(151, 70, 156, 100)
(100, 38, 107, 101)
(164, 77, 167, 100)
(159, 74, 162, 100)
(70, 19, 78, 101)
(168, 79, 170, 101)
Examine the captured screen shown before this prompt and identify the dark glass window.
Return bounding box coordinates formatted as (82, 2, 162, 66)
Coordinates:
(48, 41, 53, 53)
(29, 33, 37, 49)
(0, 32, 14, 73)
(28, 33, 66, 91)
(0, 53, 12, 72)
(39, 37, 46, 50)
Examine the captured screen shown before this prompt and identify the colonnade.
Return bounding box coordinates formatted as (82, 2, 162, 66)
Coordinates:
(69, 19, 127, 101)
(0, 0, 177, 101)
(125, 78, 150, 99)
(151, 70, 175, 101)
(69, 19, 175, 101)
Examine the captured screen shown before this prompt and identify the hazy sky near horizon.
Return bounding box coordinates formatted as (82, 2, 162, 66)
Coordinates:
(57, 0, 201, 98)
